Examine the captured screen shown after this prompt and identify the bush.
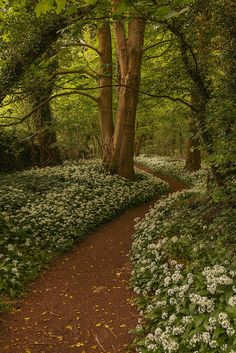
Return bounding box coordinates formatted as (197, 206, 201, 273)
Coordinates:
(131, 168, 236, 352)
(0, 130, 40, 171)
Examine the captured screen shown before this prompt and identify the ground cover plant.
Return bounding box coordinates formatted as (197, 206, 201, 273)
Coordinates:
(131, 158, 236, 353)
(135, 156, 207, 188)
(0, 161, 168, 309)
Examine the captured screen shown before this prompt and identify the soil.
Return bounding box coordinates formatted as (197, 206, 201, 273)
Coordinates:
(0, 168, 186, 353)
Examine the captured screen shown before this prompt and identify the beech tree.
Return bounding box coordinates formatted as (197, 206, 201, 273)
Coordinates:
(97, 10, 146, 178)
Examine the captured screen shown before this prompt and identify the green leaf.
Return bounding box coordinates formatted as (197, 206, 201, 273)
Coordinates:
(35, 0, 54, 17)
(225, 306, 236, 318)
(173, 0, 193, 6)
(55, 0, 66, 14)
(155, 6, 171, 18)
(194, 315, 205, 327)
(84, 0, 97, 4)
(65, 4, 77, 16)
(212, 326, 225, 340)
(189, 303, 196, 313)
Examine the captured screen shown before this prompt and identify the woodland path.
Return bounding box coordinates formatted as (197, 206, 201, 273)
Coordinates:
(0, 168, 186, 353)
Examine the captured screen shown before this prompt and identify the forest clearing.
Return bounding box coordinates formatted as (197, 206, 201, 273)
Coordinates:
(0, 0, 235, 352)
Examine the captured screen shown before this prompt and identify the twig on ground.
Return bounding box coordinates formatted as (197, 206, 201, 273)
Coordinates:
(94, 334, 106, 352)
(29, 340, 50, 346)
(49, 311, 60, 317)
(105, 325, 117, 338)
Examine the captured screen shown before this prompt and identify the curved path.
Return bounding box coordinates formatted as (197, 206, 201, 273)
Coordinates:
(0, 169, 185, 353)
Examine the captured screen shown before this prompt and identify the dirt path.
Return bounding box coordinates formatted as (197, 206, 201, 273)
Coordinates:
(0, 170, 185, 353)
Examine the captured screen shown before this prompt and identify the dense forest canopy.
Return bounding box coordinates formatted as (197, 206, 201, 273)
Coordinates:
(0, 0, 235, 188)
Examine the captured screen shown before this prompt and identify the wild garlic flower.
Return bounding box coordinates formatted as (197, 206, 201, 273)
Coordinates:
(189, 293, 214, 313)
(228, 296, 236, 307)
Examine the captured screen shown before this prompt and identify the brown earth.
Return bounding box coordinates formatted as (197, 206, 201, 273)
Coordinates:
(0, 168, 186, 353)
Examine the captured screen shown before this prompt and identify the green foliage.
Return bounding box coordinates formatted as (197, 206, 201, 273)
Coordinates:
(84, 0, 97, 4)
(0, 130, 39, 171)
(35, 0, 66, 16)
(34, 0, 194, 18)
(55, 0, 66, 13)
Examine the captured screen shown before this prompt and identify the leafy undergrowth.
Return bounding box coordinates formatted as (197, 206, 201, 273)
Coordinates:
(0, 161, 168, 309)
(136, 156, 207, 188)
(131, 158, 236, 353)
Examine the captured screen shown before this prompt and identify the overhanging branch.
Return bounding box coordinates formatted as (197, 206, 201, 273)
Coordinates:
(58, 84, 197, 111)
(143, 40, 172, 52)
(0, 91, 98, 127)
(61, 41, 101, 56)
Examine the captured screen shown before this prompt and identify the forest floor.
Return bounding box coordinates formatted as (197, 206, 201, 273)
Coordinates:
(0, 169, 186, 353)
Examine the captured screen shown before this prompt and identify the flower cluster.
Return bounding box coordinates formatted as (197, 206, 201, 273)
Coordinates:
(202, 265, 233, 294)
(0, 161, 168, 303)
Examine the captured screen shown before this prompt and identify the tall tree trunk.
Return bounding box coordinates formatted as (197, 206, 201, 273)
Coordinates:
(179, 128, 184, 158)
(97, 5, 146, 179)
(109, 16, 146, 179)
(185, 92, 201, 171)
(97, 23, 114, 163)
(135, 135, 144, 157)
(31, 55, 61, 167)
(212, 0, 236, 186)
(33, 87, 61, 167)
(171, 2, 226, 179)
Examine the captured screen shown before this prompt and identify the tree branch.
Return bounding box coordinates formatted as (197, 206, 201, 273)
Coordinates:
(143, 40, 172, 52)
(165, 22, 210, 100)
(61, 41, 101, 56)
(51, 84, 198, 111)
(53, 69, 98, 80)
(0, 91, 98, 127)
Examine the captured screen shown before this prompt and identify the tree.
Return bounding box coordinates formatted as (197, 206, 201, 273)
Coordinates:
(167, 2, 212, 171)
(30, 57, 61, 167)
(97, 7, 146, 179)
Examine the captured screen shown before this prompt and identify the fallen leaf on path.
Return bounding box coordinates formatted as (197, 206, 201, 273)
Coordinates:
(70, 342, 85, 348)
(65, 324, 73, 330)
(75, 342, 84, 347)
(50, 334, 63, 341)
